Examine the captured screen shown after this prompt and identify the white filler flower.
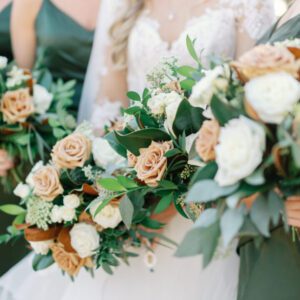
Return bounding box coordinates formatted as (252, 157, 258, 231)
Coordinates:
(30, 239, 54, 255)
(70, 223, 99, 258)
(14, 183, 31, 198)
(215, 116, 266, 186)
(63, 194, 81, 209)
(245, 72, 300, 124)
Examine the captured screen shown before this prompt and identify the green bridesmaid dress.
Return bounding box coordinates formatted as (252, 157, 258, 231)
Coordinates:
(35, 0, 95, 112)
(0, 3, 29, 276)
(0, 3, 12, 60)
(237, 15, 300, 300)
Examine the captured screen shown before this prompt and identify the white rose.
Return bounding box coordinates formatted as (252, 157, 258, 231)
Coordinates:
(90, 202, 122, 229)
(0, 56, 8, 69)
(30, 239, 54, 255)
(33, 84, 53, 115)
(215, 116, 265, 186)
(26, 161, 44, 187)
(14, 183, 31, 198)
(61, 206, 76, 222)
(92, 137, 125, 169)
(245, 72, 300, 124)
(70, 223, 99, 258)
(148, 91, 182, 115)
(189, 65, 229, 108)
(63, 194, 80, 209)
(164, 97, 182, 135)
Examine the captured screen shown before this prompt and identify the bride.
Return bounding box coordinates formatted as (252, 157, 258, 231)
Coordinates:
(0, 0, 274, 299)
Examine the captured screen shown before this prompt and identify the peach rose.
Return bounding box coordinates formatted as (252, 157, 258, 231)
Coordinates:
(196, 120, 220, 162)
(0, 88, 34, 124)
(51, 243, 93, 277)
(135, 141, 172, 187)
(52, 133, 91, 170)
(33, 165, 63, 201)
(232, 45, 300, 82)
(127, 151, 137, 167)
(0, 149, 14, 176)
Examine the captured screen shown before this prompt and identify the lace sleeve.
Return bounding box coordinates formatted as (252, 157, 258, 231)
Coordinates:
(78, 0, 128, 131)
(223, 0, 275, 40)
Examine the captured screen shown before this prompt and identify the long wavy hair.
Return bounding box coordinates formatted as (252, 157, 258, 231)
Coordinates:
(110, 0, 145, 69)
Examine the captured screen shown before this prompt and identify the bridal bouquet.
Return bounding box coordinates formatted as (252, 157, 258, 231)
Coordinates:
(0, 122, 174, 277)
(175, 40, 300, 266)
(0, 56, 76, 190)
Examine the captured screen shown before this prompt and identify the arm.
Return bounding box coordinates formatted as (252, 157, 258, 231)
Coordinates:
(11, 0, 42, 68)
(234, 0, 275, 58)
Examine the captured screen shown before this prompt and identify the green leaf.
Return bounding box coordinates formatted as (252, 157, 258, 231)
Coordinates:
(127, 91, 141, 102)
(190, 162, 218, 185)
(220, 209, 244, 246)
(186, 36, 200, 64)
(104, 131, 127, 158)
(186, 180, 239, 203)
(176, 221, 220, 267)
(116, 176, 138, 189)
(210, 95, 241, 126)
(115, 129, 171, 156)
(32, 254, 54, 271)
(0, 204, 25, 215)
(177, 66, 197, 78)
(98, 178, 126, 192)
(250, 195, 271, 237)
(102, 263, 113, 275)
(194, 208, 218, 227)
(172, 99, 205, 136)
(141, 217, 164, 229)
(180, 79, 195, 91)
(154, 193, 173, 214)
(267, 191, 284, 225)
(291, 142, 300, 168)
(119, 196, 134, 229)
(164, 148, 182, 158)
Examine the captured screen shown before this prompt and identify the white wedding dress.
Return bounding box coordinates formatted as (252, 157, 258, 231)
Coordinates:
(0, 1, 274, 299)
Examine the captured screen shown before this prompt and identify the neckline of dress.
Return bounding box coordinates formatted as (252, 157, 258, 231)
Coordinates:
(45, 0, 95, 33)
(0, 2, 11, 15)
(139, 9, 219, 51)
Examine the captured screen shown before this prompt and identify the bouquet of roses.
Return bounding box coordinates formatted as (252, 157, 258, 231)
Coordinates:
(0, 56, 76, 190)
(174, 39, 300, 267)
(0, 122, 175, 277)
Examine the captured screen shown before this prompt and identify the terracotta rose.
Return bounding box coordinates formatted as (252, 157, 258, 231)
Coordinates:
(0, 88, 34, 124)
(52, 133, 91, 169)
(135, 141, 172, 187)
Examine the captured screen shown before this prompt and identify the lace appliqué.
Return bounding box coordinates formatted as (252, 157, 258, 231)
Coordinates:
(91, 100, 121, 132)
(220, 0, 275, 40)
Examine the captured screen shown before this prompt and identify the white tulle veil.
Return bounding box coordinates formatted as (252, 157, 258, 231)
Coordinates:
(78, 0, 123, 123)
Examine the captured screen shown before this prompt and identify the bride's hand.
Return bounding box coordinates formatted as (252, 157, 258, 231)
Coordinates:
(286, 196, 300, 228)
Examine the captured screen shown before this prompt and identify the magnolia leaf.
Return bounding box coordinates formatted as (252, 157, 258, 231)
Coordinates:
(250, 195, 271, 237)
(186, 180, 239, 203)
(154, 193, 173, 214)
(127, 91, 141, 102)
(0, 205, 25, 216)
(220, 208, 244, 247)
(119, 196, 134, 229)
(190, 162, 218, 185)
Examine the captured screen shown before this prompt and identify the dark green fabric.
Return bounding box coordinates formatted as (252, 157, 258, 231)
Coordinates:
(0, 3, 12, 60)
(237, 226, 300, 300)
(35, 0, 94, 111)
(0, 189, 29, 276)
(258, 14, 300, 44)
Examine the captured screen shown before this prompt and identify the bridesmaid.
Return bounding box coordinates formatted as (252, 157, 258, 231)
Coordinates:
(11, 0, 100, 112)
(238, 2, 300, 300)
(0, 0, 29, 276)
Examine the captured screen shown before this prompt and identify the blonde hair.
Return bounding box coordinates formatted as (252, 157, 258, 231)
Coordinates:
(110, 0, 145, 69)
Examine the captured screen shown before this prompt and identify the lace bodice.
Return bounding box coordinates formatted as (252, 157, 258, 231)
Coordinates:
(127, 0, 274, 93)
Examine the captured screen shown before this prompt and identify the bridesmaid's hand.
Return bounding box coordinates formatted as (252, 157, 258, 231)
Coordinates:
(286, 196, 300, 228)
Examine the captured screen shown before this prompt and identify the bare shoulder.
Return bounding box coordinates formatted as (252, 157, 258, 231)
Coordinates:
(13, 0, 43, 19)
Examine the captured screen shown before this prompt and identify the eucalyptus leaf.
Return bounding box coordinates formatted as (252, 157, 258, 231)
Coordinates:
(119, 196, 134, 229)
(267, 191, 284, 225)
(32, 254, 54, 271)
(194, 208, 218, 228)
(186, 180, 239, 203)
